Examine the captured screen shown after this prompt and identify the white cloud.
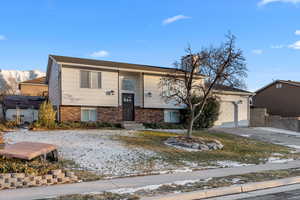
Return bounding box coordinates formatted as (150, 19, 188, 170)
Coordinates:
(162, 15, 191, 25)
(252, 49, 264, 54)
(295, 30, 300, 35)
(289, 41, 300, 50)
(258, 0, 300, 6)
(0, 35, 6, 40)
(90, 50, 109, 58)
(271, 44, 285, 49)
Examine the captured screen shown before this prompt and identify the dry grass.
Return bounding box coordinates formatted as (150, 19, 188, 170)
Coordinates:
(38, 192, 140, 200)
(118, 130, 295, 166)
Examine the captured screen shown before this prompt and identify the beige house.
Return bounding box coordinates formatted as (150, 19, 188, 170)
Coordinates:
(19, 77, 48, 97)
(46, 55, 252, 127)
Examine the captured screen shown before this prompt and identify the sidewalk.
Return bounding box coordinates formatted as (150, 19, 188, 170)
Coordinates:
(2, 160, 300, 200)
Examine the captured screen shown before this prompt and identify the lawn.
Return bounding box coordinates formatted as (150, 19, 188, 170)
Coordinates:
(118, 130, 296, 166)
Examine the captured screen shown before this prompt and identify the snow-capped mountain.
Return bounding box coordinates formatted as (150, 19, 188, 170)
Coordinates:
(0, 70, 46, 94)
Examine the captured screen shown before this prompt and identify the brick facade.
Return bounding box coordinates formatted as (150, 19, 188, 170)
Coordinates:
(59, 105, 164, 123)
(135, 107, 164, 123)
(60, 106, 81, 121)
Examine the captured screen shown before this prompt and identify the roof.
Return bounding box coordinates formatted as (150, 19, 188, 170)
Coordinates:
(3, 95, 46, 109)
(255, 80, 300, 94)
(20, 77, 46, 85)
(49, 55, 205, 75)
(213, 84, 252, 94)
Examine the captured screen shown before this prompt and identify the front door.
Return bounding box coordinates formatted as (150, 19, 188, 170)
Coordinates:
(122, 93, 135, 121)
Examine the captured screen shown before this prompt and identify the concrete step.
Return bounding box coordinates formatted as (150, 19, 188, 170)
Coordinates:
(122, 122, 145, 130)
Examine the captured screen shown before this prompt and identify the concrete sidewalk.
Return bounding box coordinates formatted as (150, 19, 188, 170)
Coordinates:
(2, 160, 300, 200)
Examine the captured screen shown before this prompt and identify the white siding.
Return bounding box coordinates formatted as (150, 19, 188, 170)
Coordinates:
(144, 74, 185, 109)
(48, 61, 60, 107)
(61, 67, 118, 107)
(214, 94, 250, 128)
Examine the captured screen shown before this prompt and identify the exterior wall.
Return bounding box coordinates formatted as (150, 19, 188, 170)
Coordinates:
(135, 107, 164, 123)
(250, 107, 267, 127)
(59, 105, 163, 123)
(48, 61, 61, 108)
(6, 109, 38, 123)
(60, 106, 81, 122)
(61, 67, 118, 107)
(214, 94, 250, 128)
(143, 74, 185, 109)
(253, 82, 300, 117)
(20, 84, 48, 96)
(119, 72, 143, 107)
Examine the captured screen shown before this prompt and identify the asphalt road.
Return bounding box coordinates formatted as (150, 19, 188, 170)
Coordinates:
(237, 188, 300, 200)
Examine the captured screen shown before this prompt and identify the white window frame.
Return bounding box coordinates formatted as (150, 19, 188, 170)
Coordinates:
(164, 110, 180, 123)
(81, 108, 97, 122)
(276, 83, 282, 89)
(80, 70, 102, 89)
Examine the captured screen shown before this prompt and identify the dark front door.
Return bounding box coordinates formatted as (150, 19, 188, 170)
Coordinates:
(122, 93, 135, 121)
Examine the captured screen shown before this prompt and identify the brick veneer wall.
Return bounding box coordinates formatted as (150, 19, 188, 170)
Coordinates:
(60, 106, 81, 121)
(59, 106, 164, 123)
(135, 107, 164, 123)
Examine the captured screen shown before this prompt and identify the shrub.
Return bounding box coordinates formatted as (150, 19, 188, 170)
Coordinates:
(182, 96, 220, 130)
(0, 133, 3, 145)
(37, 101, 57, 129)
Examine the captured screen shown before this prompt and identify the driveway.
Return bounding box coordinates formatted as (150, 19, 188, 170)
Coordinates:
(213, 127, 300, 151)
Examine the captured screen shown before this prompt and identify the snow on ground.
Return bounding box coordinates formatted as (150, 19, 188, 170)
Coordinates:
(4, 129, 167, 176)
(254, 127, 300, 137)
(215, 161, 254, 168)
(267, 157, 294, 163)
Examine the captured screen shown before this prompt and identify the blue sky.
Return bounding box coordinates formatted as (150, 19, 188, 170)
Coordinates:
(0, 0, 300, 91)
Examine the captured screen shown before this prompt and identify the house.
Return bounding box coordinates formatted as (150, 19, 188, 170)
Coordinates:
(3, 95, 46, 124)
(46, 55, 252, 128)
(19, 77, 48, 96)
(252, 80, 300, 117)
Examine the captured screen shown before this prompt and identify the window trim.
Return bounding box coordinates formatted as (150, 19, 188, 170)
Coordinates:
(164, 110, 180, 123)
(81, 108, 97, 122)
(80, 70, 102, 89)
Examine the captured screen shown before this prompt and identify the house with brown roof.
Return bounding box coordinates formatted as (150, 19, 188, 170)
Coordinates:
(253, 80, 300, 117)
(19, 77, 48, 96)
(46, 55, 252, 127)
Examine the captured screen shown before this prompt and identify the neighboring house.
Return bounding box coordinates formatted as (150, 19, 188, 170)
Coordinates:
(253, 80, 300, 117)
(3, 95, 46, 123)
(46, 55, 252, 127)
(19, 77, 48, 96)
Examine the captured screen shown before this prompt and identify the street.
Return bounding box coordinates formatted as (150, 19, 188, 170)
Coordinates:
(238, 189, 300, 199)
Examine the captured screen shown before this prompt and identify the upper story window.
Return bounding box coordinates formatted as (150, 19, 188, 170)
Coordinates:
(122, 79, 136, 91)
(276, 83, 282, 89)
(80, 70, 102, 89)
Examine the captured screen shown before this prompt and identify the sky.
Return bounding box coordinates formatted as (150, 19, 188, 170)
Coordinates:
(0, 0, 300, 91)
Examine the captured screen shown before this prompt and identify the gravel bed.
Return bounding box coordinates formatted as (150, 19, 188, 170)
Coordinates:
(4, 129, 165, 176)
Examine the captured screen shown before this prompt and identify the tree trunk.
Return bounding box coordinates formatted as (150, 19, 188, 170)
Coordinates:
(186, 110, 194, 138)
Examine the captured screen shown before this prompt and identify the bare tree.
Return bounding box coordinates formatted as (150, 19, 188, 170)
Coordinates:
(160, 34, 247, 138)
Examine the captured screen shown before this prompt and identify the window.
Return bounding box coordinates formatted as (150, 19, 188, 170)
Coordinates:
(122, 79, 136, 91)
(164, 110, 180, 123)
(81, 108, 97, 122)
(80, 70, 101, 89)
(276, 83, 282, 89)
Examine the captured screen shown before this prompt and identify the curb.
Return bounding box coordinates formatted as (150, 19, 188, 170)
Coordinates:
(142, 176, 300, 200)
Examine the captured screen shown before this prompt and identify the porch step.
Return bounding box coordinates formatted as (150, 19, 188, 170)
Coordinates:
(122, 121, 145, 130)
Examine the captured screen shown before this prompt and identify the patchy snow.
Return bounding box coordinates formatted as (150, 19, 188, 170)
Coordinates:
(287, 145, 300, 149)
(267, 157, 294, 163)
(108, 177, 212, 194)
(241, 134, 250, 138)
(4, 129, 166, 176)
(254, 127, 300, 137)
(164, 141, 200, 152)
(216, 161, 253, 168)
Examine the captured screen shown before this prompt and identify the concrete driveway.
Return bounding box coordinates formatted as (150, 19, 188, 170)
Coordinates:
(212, 127, 300, 151)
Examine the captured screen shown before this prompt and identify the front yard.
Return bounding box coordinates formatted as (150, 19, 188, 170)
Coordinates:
(3, 129, 298, 179)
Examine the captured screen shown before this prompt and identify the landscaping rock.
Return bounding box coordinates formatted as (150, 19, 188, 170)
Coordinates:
(165, 137, 224, 151)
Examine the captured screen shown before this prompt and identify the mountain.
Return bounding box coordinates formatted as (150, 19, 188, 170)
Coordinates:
(0, 70, 46, 94)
